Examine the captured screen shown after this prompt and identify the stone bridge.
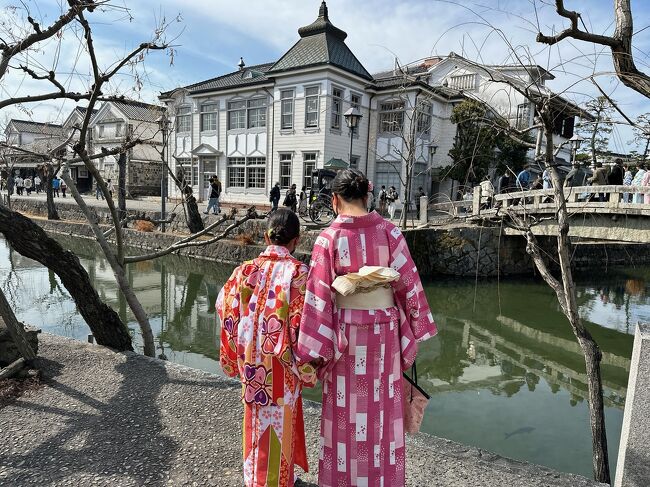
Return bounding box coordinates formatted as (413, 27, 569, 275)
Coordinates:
(426, 186, 650, 243)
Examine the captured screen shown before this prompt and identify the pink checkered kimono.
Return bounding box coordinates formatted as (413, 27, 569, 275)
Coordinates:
(296, 211, 437, 487)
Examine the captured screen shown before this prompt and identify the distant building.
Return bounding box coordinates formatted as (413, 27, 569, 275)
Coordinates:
(89, 99, 164, 196)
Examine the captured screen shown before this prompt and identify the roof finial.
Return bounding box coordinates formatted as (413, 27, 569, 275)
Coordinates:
(319, 1, 328, 20)
(238, 57, 245, 70)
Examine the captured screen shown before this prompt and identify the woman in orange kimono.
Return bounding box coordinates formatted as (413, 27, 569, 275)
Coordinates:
(217, 209, 317, 487)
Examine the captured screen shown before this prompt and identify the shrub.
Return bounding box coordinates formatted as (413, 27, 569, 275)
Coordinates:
(133, 220, 155, 232)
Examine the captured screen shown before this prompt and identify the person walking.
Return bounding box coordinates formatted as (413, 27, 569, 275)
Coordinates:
(516, 165, 531, 190)
(269, 182, 281, 212)
(296, 169, 437, 487)
(386, 185, 398, 220)
(299, 185, 308, 215)
(416, 186, 426, 218)
(283, 183, 297, 213)
(204, 176, 222, 215)
(642, 167, 650, 205)
(52, 176, 60, 197)
(60, 178, 67, 198)
(217, 209, 317, 487)
(588, 162, 608, 202)
(378, 185, 387, 216)
(106, 178, 114, 198)
(15, 174, 24, 196)
(24, 176, 32, 195)
(33, 175, 41, 194)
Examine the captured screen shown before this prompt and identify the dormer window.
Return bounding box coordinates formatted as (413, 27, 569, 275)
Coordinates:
(115, 122, 124, 137)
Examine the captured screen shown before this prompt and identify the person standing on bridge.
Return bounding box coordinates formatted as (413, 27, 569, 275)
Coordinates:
(296, 169, 437, 487)
(217, 209, 317, 487)
(516, 165, 531, 191)
(642, 166, 650, 205)
(631, 163, 646, 204)
(588, 162, 608, 202)
(623, 164, 633, 203)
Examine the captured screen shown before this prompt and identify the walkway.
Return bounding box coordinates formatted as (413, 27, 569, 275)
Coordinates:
(0, 334, 605, 487)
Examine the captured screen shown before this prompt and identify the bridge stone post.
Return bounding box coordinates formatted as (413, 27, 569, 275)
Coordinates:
(472, 186, 481, 215)
(419, 196, 428, 225)
(615, 323, 650, 486)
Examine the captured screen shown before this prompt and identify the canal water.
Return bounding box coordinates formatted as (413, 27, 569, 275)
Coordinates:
(1, 235, 645, 478)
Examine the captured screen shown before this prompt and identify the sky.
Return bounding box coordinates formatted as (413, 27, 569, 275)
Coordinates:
(1, 0, 649, 152)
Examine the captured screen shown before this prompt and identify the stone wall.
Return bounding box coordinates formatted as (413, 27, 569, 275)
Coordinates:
(127, 160, 162, 197)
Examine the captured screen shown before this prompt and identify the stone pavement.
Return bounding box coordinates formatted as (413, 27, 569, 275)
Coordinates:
(0, 334, 606, 487)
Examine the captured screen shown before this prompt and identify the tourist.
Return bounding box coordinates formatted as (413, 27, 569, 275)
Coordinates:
(33, 174, 41, 194)
(269, 182, 280, 212)
(24, 176, 33, 195)
(588, 162, 607, 202)
(564, 162, 587, 188)
(52, 176, 60, 197)
(387, 185, 398, 219)
(366, 182, 375, 212)
(299, 185, 308, 215)
(608, 158, 624, 202)
(542, 168, 552, 190)
(631, 163, 646, 203)
(106, 178, 114, 198)
(15, 174, 24, 196)
(516, 165, 531, 190)
(296, 169, 437, 487)
(60, 178, 67, 198)
(378, 185, 387, 216)
(497, 171, 511, 194)
(642, 166, 650, 205)
(623, 164, 633, 203)
(204, 176, 221, 215)
(283, 183, 297, 213)
(217, 208, 317, 487)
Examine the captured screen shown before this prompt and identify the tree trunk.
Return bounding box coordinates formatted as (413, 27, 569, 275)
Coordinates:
(117, 152, 127, 226)
(0, 205, 133, 352)
(0, 287, 36, 361)
(40, 164, 59, 221)
(542, 118, 611, 484)
(179, 180, 204, 233)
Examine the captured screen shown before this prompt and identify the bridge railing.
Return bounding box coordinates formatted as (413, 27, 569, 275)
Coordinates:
(472, 185, 650, 217)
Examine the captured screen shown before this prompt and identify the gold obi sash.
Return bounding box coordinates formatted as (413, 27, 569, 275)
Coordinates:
(332, 266, 399, 311)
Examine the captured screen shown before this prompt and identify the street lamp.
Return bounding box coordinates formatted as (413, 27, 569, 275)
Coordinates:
(157, 115, 171, 232)
(344, 107, 362, 169)
(569, 134, 584, 165)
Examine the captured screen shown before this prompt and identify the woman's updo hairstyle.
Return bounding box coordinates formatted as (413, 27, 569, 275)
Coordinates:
(266, 208, 300, 245)
(331, 168, 370, 202)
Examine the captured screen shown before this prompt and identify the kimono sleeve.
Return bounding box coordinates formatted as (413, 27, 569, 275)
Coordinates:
(288, 263, 317, 388)
(295, 233, 343, 373)
(387, 225, 437, 370)
(216, 267, 241, 378)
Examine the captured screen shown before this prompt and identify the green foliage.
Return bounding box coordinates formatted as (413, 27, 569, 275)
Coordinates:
(444, 99, 530, 184)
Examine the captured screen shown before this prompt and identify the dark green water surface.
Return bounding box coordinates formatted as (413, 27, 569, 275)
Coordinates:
(2, 235, 645, 478)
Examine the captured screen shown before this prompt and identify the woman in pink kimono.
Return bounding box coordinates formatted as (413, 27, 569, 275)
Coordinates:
(296, 169, 437, 487)
(218, 209, 317, 487)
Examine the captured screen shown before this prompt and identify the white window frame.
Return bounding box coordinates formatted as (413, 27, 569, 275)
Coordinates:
(279, 153, 292, 189)
(176, 105, 192, 133)
(280, 89, 294, 130)
(200, 102, 219, 132)
(246, 157, 266, 189)
(351, 92, 362, 109)
(331, 86, 343, 130)
(227, 157, 246, 188)
(98, 124, 105, 139)
(379, 100, 405, 134)
(304, 85, 320, 129)
(247, 97, 267, 129)
(228, 100, 246, 130)
(303, 152, 317, 190)
(416, 102, 432, 135)
(115, 122, 124, 137)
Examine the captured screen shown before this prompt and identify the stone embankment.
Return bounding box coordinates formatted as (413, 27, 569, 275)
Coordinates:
(10, 197, 650, 277)
(0, 334, 606, 487)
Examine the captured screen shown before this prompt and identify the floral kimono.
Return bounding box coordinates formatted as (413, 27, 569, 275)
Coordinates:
(296, 212, 437, 487)
(217, 245, 317, 487)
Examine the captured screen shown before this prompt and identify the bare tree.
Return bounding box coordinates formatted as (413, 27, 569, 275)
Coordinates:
(537, 0, 650, 99)
(576, 96, 614, 166)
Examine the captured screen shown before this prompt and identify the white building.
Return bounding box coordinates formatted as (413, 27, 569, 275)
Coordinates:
(89, 99, 164, 196)
(159, 1, 592, 205)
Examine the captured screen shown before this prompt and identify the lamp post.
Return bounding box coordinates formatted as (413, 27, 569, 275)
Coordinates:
(569, 134, 584, 165)
(344, 107, 362, 169)
(157, 115, 170, 232)
(428, 141, 438, 194)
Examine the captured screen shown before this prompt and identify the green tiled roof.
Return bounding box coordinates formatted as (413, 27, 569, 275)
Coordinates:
(268, 2, 372, 81)
(324, 157, 349, 169)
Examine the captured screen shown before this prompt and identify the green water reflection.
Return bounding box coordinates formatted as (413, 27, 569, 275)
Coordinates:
(1, 236, 644, 478)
